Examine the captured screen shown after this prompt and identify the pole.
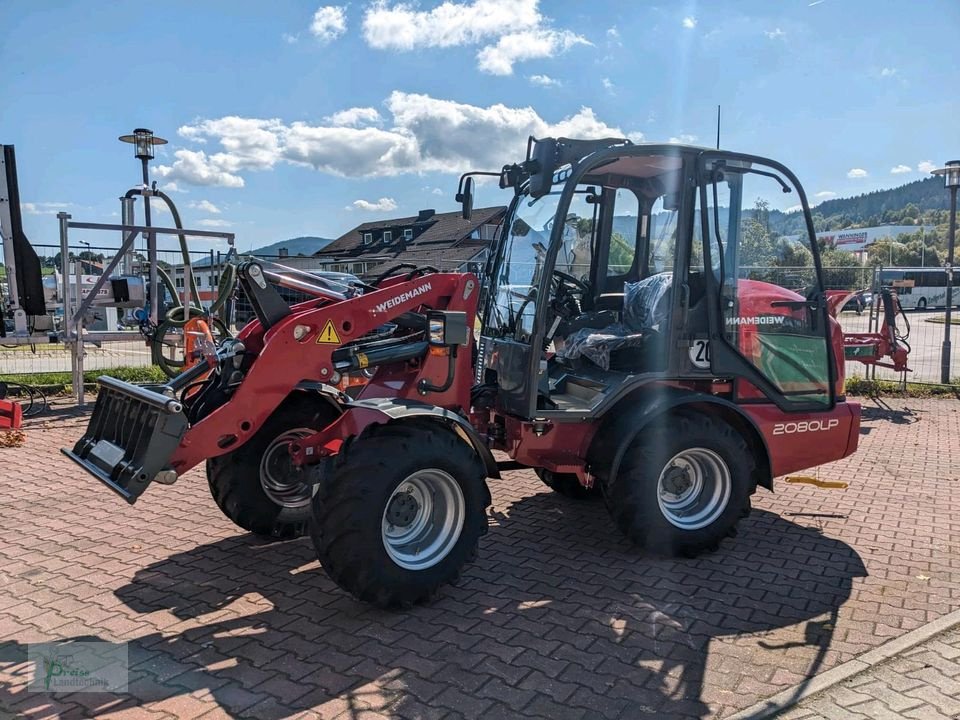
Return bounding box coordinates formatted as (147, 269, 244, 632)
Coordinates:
(120, 195, 135, 275)
(941, 186, 958, 384)
(73, 259, 85, 407)
(142, 157, 159, 325)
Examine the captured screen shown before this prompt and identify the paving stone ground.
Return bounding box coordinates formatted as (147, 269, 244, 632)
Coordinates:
(0, 397, 959, 719)
(780, 625, 960, 719)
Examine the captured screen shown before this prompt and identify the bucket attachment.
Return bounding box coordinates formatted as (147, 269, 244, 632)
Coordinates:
(61, 376, 188, 504)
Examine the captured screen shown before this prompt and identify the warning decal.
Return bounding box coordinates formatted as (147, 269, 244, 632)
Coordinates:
(315, 320, 342, 344)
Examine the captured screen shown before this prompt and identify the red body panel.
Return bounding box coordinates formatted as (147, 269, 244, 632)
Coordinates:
(742, 401, 860, 477)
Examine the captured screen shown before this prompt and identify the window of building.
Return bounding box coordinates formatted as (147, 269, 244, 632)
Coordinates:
(403, 228, 414, 241)
(363, 232, 373, 245)
(383, 230, 393, 243)
(481, 223, 499, 240)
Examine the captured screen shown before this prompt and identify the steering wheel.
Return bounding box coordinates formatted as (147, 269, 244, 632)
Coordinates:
(552, 269, 590, 294)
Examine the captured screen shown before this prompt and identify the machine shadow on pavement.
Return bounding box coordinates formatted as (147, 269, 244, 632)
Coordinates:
(0, 494, 866, 720)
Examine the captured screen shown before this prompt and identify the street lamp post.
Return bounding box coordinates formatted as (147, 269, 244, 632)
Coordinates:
(118, 129, 167, 323)
(932, 160, 960, 384)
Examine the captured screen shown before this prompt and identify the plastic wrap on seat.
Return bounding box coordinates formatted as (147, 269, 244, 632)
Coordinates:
(624, 272, 673, 331)
(557, 323, 646, 371)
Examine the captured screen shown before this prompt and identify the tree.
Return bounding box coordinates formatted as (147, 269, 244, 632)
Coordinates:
(608, 231, 634, 273)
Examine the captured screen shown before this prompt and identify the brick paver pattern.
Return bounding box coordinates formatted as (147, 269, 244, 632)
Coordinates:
(780, 625, 960, 719)
(0, 398, 959, 719)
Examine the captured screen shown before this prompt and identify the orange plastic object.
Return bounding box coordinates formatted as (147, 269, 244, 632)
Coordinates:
(183, 318, 214, 370)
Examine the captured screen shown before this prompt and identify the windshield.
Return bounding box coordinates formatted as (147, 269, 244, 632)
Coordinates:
(488, 183, 596, 339)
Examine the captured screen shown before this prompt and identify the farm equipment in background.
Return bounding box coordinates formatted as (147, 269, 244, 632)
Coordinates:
(827, 287, 910, 375)
(65, 137, 861, 607)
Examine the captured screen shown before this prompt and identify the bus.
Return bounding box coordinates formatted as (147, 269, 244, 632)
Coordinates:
(878, 267, 960, 310)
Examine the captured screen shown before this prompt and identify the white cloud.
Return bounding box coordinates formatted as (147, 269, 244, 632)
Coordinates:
(764, 28, 785, 39)
(890, 164, 912, 174)
(432, 187, 444, 195)
(282, 32, 299, 44)
(21, 201, 73, 215)
(310, 6, 347, 43)
(477, 29, 589, 75)
(606, 26, 621, 44)
(196, 218, 233, 228)
(362, 0, 588, 75)
(602, 77, 615, 93)
(351, 197, 398, 212)
(847, 168, 868, 179)
(880, 67, 897, 77)
(814, 191, 837, 199)
(170, 92, 641, 185)
(189, 200, 221, 214)
(918, 160, 937, 173)
(669, 134, 699, 144)
(154, 149, 246, 188)
(682, 16, 696, 29)
(325, 107, 382, 127)
(160, 182, 186, 193)
(529, 74, 561, 87)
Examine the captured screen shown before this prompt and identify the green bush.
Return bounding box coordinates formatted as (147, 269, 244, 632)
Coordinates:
(0, 365, 168, 394)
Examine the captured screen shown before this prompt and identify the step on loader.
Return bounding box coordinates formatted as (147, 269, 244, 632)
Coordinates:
(65, 138, 861, 607)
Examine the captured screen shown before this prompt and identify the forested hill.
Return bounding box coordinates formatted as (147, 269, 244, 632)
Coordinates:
(813, 176, 948, 220)
(768, 176, 949, 235)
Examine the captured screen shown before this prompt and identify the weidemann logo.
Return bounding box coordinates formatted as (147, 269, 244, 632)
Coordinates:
(374, 282, 432, 314)
(725, 315, 786, 326)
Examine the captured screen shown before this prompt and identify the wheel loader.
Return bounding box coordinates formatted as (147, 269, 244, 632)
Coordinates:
(65, 137, 861, 607)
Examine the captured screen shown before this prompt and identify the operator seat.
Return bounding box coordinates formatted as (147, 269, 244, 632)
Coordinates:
(557, 272, 673, 371)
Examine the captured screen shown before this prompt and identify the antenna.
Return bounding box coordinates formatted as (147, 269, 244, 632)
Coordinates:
(716, 105, 721, 149)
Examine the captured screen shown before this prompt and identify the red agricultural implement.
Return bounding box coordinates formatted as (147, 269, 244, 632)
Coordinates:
(827, 288, 910, 374)
(65, 138, 861, 607)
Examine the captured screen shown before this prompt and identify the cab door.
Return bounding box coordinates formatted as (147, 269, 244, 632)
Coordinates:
(697, 153, 835, 411)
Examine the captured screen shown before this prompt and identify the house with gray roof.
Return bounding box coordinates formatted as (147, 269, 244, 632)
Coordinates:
(314, 206, 506, 280)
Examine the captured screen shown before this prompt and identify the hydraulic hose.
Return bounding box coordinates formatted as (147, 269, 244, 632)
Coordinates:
(127, 188, 239, 376)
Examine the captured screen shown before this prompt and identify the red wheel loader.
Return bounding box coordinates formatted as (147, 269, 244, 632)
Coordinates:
(65, 138, 860, 607)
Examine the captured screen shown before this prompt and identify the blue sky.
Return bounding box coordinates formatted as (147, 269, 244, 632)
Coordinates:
(2, 0, 957, 254)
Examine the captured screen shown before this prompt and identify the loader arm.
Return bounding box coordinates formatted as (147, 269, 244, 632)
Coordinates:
(64, 267, 480, 503)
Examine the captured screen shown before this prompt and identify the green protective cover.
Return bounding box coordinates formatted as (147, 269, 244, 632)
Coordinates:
(755, 332, 830, 400)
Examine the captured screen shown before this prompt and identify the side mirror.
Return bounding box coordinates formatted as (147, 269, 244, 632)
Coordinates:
(456, 177, 474, 220)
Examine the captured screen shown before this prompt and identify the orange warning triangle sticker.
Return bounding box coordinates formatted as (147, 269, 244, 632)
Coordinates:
(315, 319, 341, 344)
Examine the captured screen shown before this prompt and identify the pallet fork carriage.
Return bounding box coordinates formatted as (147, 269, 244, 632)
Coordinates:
(66, 137, 861, 607)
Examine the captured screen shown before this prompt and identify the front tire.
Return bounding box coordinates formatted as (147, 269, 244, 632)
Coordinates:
(311, 422, 490, 608)
(207, 395, 338, 539)
(605, 412, 752, 556)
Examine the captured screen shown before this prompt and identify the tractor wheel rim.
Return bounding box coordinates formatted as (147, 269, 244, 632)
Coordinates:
(381, 469, 465, 571)
(656, 447, 732, 531)
(260, 428, 315, 509)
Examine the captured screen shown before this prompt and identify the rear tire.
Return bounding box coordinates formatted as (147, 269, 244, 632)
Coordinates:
(535, 468, 602, 500)
(207, 395, 338, 539)
(605, 412, 752, 557)
(310, 422, 490, 608)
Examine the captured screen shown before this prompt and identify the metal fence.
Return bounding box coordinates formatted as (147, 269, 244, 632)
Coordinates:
(3, 250, 958, 387)
(0, 240, 216, 378)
